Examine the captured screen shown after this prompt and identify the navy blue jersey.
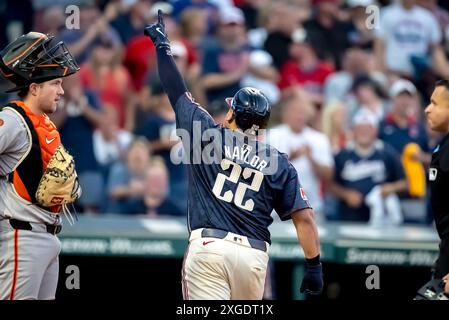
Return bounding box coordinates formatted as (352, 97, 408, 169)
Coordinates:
(174, 93, 311, 243)
(333, 141, 405, 222)
(378, 115, 429, 154)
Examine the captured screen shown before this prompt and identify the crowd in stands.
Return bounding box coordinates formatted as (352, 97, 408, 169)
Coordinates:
(2, 0, 449, 226)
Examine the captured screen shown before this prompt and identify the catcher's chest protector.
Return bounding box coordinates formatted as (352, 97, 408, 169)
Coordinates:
(1, 101, 61, 211)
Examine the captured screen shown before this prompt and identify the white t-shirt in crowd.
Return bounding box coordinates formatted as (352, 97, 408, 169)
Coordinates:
(267, 124, 334, 213)
(376, 3, 442, 75)
(93, 130, 133, 166)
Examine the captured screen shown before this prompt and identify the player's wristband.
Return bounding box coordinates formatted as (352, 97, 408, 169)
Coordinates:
(305, 254, 321, 267)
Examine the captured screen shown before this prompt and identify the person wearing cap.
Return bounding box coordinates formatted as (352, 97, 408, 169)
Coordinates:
(201, 6, 252, 104)
(0, 32, 80, 299)
(378, 79, 430, 160)
(278, 27, 334, 106)
(330, 109, 408, 222)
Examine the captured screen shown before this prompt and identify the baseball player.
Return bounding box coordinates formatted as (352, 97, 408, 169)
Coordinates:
(415, 80, 449, 299)
(0, 32, 81, 300)
(145, 11, 323, 300)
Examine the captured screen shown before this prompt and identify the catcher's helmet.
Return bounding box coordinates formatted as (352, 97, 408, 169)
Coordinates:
(225, 87, 271, 133)
(0, 31, 79, 92)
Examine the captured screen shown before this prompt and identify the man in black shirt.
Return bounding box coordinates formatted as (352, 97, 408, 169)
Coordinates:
(419, 79, 449, 298)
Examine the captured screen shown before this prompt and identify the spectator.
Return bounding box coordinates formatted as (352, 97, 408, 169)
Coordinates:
(171, 0, 219, 29)
(129, 158, 184, 216)
(93, 106, 133, 190)
(80, 34, 137, 131)
(349, 74, 389, 122)
(122, 2, 202, 92)
(346, 0, 377, 49)
(110, 0, 152, 44)
(323, 48, 387, 105)
(179, 8, 208, 99)
(50, 73, 103, 213)
(200, 6, 251, 104)
(416, 0, 449, 33)
(304, 0, 351, 69)
(378, 79, 430, 160)
(321, 100, 352, 154)
(56, 0, 122, 65)
(37, 5, 65, 37)
(241, 49, 280, 105)
(1, 0, 33, 48)
(263, 2, 302, 69)
(179, 8, 209, 49)
(135, 79, 188, 214)
(374, 0, 447, 80)
(330, 109, 408, 223)
(267, 91, 334, 218)
(278, 27, 334, 106)
(138, 40, 202, 122)
(106, 137, 150, 214)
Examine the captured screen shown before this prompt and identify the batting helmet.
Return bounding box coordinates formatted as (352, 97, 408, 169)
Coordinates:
(0, 31, 79, 92)
(225, 87, 271, 133)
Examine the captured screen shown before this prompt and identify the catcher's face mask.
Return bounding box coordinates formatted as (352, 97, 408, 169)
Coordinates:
(0, 31, 80, 92)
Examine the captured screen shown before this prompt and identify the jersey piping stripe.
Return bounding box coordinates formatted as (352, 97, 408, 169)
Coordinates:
(181, 243, 190, 300)
(9, 229, 19, 300)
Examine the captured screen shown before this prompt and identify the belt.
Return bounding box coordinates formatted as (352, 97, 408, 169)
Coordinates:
(193, 228, 268, 252)
(9, 219, 62, 235)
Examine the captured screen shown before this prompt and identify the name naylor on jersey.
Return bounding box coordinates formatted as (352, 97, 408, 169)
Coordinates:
(224, 145, 268, 172)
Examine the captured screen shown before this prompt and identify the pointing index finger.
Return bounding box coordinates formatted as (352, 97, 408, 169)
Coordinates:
(158, 9, 164, 27)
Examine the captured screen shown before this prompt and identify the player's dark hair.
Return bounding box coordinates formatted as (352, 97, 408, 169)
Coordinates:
(17, 87, 29, 99)
(435, 79, 449, 91)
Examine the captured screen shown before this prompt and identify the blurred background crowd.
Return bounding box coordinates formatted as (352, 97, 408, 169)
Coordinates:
(2, 0, 449, 227)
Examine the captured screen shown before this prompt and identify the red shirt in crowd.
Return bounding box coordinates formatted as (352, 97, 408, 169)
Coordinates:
(278, 60, 334, 94)
(80, 63, 133, 128)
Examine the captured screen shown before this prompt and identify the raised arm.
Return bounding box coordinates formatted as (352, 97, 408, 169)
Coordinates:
(144, 10, 188, 108)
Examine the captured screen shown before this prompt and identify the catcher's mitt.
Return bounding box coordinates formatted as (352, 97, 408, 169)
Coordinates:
(35, 144, 82, 207)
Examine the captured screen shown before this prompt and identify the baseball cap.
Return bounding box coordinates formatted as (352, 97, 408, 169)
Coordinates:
(150, 2, 173, 18)
(347, 0, 374, 8)
(352, 108, 378, 128)
(219, 6, 245, 25)
(389, 79, 417, 97)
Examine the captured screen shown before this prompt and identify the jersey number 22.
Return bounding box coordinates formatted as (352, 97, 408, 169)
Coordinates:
(212, 159, 264, 211)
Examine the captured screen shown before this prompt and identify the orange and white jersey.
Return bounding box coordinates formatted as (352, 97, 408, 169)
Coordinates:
(0, 103, 61, 225)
